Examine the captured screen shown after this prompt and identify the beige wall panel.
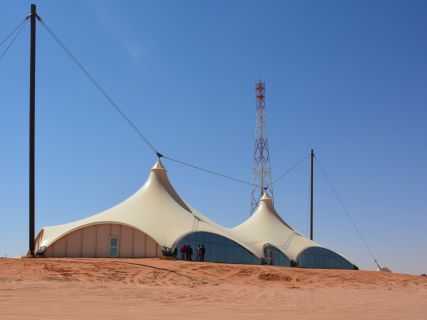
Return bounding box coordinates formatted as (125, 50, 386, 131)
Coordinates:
(67, 229, 82, 257)
(45, 246, 54, 258)
(96, 224, 111, 257)
(82, 225, 97, 257)
(119, 225, 133, 258)
(111, 224, 121, 236)
(45, 224, 161, 258)
(53, 237, 66, 257)
(156, 245, 163, 257)
(146, 236, 157, 257)
(133, 230, 146, 257)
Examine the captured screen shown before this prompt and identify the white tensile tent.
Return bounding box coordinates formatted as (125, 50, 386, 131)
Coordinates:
(232, 193, 319, 264)
(35, 160, 356, 269)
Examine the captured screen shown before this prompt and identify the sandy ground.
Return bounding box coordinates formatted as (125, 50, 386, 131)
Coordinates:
(0, 258, 426, 320)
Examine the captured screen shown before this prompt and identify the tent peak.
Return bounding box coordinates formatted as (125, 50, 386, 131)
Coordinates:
(147, 159, 191, 213)
(260, 192, 274, 208)
(151, 160, 166, 171)
(260, 192, 272, 201)
(251, 191, 293, 230)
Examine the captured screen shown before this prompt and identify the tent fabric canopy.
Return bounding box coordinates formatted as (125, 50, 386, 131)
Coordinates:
(231, 193, 320, 261)
(36, 161, 254, 256)
(36, 160, 355, 267)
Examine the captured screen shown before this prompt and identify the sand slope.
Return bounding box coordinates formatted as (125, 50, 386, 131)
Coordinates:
(0, 258, 426, 319)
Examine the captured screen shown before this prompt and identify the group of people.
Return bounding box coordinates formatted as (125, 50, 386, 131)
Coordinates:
(180, 244, 206, 261)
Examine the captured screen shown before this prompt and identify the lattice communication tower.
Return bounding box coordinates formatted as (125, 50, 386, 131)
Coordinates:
(250, 81, 274, 214)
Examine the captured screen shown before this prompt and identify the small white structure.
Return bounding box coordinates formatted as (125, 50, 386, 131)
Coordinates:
(35, 161, 357, 269)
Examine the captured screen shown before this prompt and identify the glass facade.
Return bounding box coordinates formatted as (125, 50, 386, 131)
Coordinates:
(263, 245, 291, 267)
(109, 237, 119, 257)
(174, 232, 260, 265)
(297, 247, 355, 270)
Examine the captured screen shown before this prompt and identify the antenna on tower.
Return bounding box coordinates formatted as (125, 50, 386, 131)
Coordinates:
(250, 81, 274, 214)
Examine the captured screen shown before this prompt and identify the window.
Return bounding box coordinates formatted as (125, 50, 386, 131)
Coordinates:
(263, 245, 291, 267)
(174, 231, 260, 265)
(110, 237, 119, 257)
(297, 247, 355, 270)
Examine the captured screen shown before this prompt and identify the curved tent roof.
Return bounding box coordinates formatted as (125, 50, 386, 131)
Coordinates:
(37, 161, 258, 258)
(37, 161, 355, 268)
(231, 193, 321, 261)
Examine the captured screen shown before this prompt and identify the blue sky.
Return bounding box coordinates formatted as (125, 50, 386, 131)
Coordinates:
(0, 0, 426, 274)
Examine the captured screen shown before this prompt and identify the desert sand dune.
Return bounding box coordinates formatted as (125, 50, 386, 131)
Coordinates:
(0, 258, 426, 319)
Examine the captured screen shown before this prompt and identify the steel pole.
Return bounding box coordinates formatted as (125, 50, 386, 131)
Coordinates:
(310, 148, 314, 240)
(29, 3, 37, 256)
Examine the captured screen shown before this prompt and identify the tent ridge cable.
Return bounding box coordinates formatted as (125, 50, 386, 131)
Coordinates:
(0, 17, 28, 49)
(33, 17, 316, 192)
(314, 156, 381, 269)
(37, 17, 159, 156)
(0, 18, 28, 63)
(164, 156, 259, 188)
(37, 17, 256, 188)
(272, 153, 310, 184)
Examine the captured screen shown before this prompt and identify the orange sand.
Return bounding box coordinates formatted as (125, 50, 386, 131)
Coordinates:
(0, 258, 426, 319)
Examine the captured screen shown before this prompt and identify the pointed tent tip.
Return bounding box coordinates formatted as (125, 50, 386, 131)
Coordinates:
(148, 158, 192, 213)
(260, 192, 271, 201)
(260, 192, 274, 206)
(258, 192, 276, 212)
(254, 192, 293, 230)
(151, 159, 166, 171)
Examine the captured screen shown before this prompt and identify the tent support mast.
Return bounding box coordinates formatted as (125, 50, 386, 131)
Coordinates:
(310, 148, 314, 240)
(29, 3, 37, 256)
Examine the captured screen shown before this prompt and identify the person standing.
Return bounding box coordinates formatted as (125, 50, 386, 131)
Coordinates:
(188, 244, 193, 261)
(180, 244, 185, 260)
(185, 245, 189, 260)
(201, 244, 206, 262)
(196, 245, 201, 261)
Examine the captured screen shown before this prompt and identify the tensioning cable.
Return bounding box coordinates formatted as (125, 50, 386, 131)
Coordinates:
(163, 156, 257, 187)
(272, 153, 310, 185)
(315, 156, 381, 269)
(0, 17, 28, 48)
(0, 18, 28, 64)
(37, 17, 159, 156)
(35, 15, 310, 191)
(36, 16, 262, 188)
(37, 16, 263, 189)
